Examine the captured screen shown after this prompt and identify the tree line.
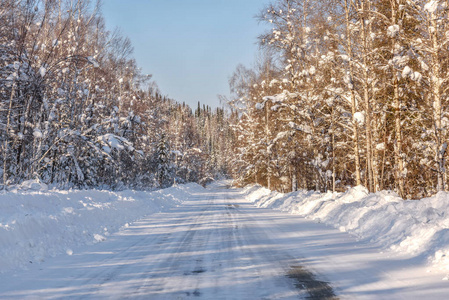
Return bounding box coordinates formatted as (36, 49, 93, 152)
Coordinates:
(227, 0, 449, 199)
(0, 0, 233, 190)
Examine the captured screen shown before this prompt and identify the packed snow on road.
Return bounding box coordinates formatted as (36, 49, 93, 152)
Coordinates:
(0, 181, 449, 299)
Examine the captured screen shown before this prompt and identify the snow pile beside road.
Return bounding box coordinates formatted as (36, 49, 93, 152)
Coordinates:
(0, 181, 202, 273)
(243, 184, 449, 276)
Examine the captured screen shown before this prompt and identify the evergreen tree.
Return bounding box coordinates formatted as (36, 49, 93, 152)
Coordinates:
(156, 133, 171, 188)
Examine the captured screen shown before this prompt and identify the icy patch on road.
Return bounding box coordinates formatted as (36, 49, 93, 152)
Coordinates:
(0, 182, 203, 273)
(242, 184, 449, 278)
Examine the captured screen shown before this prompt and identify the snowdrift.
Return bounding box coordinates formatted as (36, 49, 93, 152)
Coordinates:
(242, 184, 449, 277)
(0, 181, 203, 273)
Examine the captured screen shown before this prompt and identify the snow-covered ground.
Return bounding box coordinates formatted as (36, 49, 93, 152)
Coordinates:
(1, 181, 449, 299)
(0, 181, 195, 273)
(243, 184, 449, 280)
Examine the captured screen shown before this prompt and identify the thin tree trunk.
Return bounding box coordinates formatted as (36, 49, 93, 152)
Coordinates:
(2, 80, 16, 188)
(391, 1, 405, 197)
(344, 0, 362, 186)
(429, 12, 445, 191)
(360, 0, 373, 191)
(265, 101, 271, 190)
(292, 170, 297, 192)
(331, 105, 336, 193)
(393, 81, 405, 196)
(372, 113, 381, 191)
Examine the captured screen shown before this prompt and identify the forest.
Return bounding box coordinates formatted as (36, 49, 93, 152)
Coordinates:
(228, 0, 449, 199)
(2, 0, 449, 200)
(0, 0, 233, 190)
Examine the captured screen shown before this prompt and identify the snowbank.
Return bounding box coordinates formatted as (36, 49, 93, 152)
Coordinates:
(0, 181, 203, 273)
(242, 184, 449, 277)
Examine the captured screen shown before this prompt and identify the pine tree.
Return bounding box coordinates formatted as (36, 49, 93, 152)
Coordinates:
(156, 133, 171, 188)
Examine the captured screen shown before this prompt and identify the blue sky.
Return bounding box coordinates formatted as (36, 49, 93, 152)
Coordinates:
(101, 0, 271, 109)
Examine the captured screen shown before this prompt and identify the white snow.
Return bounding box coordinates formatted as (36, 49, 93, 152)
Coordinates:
(3, 180, 449, 298)
(387, 24, 400, 37)
(309, 66, 316, 75)
(255, 102, 265, 110)
(269, 79, 279, 87)
(39, 66, 46, 77)
(16, 179, 48, 191)
(97, 133, 131, 152)
(243, 184, 449, 280)
(402, 66, 422, 82)
(33, 128, 43, 138)
(353, 111, 365, 125)
(2, 182, 449, 299)
(402, 65, 413, 78)
(425, 0, 439, 13)
(341, 54, 350, 62)
(0, 181, 199, 273)
(411, 71, 423, 82)
(273, 131, 289, 143)
(376, 142, 386, 151)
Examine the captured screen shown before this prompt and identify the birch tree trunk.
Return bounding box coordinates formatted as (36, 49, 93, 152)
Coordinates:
(359, 0, 374, 191)
(2, 79, 16, 188)
(331, 105, 336, 193)
(265, 100, 271, 190)
(390, 1, 405, 197)
(344, 0, 362, 186)
(429, 11, 445, 191)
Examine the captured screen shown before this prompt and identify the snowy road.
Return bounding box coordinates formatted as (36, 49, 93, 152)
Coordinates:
(0, 184, 446, 299)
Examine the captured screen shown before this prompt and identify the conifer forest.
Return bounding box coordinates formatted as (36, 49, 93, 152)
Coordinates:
(2, 0, 449, 199)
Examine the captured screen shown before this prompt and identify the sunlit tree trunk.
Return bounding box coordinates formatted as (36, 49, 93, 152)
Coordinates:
(390, 1, 405, 197)
(359, 0, 374, 191)
(265, 102, 271, 190)
(344, 0, 362, 186)
(428, 10, 445, 191)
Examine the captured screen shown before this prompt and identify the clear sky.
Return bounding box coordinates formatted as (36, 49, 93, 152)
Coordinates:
(101, 0, 272, 109)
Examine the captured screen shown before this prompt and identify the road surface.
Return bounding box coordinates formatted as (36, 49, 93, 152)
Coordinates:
(0, 183, 445, 299)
